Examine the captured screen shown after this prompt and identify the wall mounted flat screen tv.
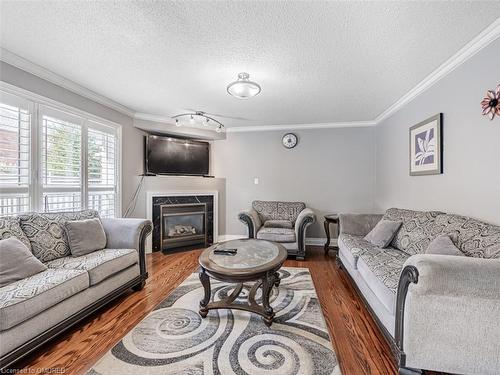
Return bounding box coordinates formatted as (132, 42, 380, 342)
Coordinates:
(145, 135, 209, 176)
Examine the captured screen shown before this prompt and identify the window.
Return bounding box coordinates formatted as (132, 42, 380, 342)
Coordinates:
(0, 90, 121, 217)
(0, 92, 31, 215)
(41, 108, 83, 212)
(87, 122, 118, 218)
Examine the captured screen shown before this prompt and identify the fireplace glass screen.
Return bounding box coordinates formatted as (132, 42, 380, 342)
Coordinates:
(161, 203, 207, 251)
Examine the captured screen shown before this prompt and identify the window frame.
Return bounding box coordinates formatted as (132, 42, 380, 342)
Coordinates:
(0, 82, 122, 217)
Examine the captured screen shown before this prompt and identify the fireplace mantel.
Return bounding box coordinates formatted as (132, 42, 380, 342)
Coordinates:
(146, 191, 218, 253)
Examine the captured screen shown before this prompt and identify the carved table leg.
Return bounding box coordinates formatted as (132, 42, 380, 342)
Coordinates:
(324, 220, 331, 255)
(273, 271, 281, 287)
(199, 267, 211, 318)
(261, 272, 275, 327)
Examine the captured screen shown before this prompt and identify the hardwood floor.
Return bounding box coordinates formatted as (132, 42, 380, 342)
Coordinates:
(17, 246, 400, 374)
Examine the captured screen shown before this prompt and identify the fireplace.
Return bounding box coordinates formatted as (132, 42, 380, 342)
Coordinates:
(149, 193, 216, 252)
(161, 203, 207, 250)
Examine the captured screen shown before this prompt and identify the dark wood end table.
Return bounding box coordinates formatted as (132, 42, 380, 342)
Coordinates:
(198, 239, 287, 327)
(324, 214, 340, 255)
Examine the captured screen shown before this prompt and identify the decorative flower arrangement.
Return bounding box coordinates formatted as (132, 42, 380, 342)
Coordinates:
(481, 84, 500, 120)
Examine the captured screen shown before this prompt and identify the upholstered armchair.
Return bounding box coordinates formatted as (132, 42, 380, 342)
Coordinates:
(238, 200, 316, 260)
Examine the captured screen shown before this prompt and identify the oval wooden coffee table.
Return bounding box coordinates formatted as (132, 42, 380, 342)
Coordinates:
(198, 239, 287, 326)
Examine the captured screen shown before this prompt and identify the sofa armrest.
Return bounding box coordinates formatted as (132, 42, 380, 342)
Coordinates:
(339, 213, 383, 237)
(238, 209, 262, 238)
(395, 254, 500, 373)
(101, 218, 152, 278)
(295, 208, 316, 259)
(402, 254, 500, 298)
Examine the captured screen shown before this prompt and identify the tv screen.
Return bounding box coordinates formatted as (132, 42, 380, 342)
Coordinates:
(145, 135, 209, 176)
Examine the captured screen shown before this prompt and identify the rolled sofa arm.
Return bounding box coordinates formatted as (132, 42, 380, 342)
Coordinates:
(238, 209, 262, 238)
(101, 218, 152, 278)
(396, 254, 500, 373)
(402, 254, 500, 298)
(339, 213, 383, 237)
(295, 208, 316, 260)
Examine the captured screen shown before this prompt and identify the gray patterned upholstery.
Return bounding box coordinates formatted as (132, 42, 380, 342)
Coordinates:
(338, 233, 379, 267)
(0, 216, 31, 251)
(256, 227, 296, 243)
(240, 201, 314, 259)
(19, 210, 99, 262)
(0, 268, 89, 330)
(357, 245, 409, 294)
(339, 232, 410, 313)
(430, 214, 500, 258)
(383, 208, 443, 255)
(46, 248, 138, 285)
(252, 200, 306, 223)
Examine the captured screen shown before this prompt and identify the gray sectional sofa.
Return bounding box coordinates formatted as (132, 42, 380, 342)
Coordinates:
(0, 210, 152, 369)
(238, 200, 316, 260)
(337, 208, 500, 375)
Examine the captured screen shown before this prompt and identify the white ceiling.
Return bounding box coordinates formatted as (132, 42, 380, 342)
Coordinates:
(1, 1, 499, 128)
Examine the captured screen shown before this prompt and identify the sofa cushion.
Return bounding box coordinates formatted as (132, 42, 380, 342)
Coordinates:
(0, 268, 89, 330)
(19, 210, 99, 262)
(364, 220, 402, 248)
(357, 246, 410, 313)
(46, 248, 138, 285)
(383, 208, 443, 255)
(0, 238, 47, 288)
(252, 201, 305, 223)
(431, 214, 500, 259)
(0, 216, 31, 251)
(263, 220, 293, 229)
(338, 233, 377, 269)
(256, 227, 296, 243)
(425, 235, 465, 256)
(64, 218, 107, 256)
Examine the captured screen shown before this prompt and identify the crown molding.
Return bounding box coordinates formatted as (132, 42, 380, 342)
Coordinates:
(226, 121, 376, 133)
(375, 18, 500, 123)
(0, 48, 135, 117)
(134, 112, 173, 123)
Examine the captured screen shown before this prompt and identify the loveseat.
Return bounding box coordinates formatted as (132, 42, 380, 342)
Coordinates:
(0, 210, 152, 369)
(337, 208, 500, 375)
(238, 200, 315, 260)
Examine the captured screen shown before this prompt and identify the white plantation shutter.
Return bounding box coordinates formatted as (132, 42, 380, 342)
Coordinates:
(40, 107, 83, 212)
(0, 92, 32, 215)
(0, 89, 121, 217)
(87, 122, 118, 218)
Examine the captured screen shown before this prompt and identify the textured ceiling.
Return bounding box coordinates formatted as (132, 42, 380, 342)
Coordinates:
(1, 1, 499, 127)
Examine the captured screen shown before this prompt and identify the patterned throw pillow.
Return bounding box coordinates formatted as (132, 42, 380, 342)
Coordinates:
(0, 216, 32, 251)
(383, 208, 443, 255)
(19, 210, 99, 262)
(431, 214, 500, 259)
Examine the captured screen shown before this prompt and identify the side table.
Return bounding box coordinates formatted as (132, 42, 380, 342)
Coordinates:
(324, 214, 339, 255)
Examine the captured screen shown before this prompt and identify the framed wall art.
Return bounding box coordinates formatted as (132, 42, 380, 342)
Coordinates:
(409, 113, 443, 176)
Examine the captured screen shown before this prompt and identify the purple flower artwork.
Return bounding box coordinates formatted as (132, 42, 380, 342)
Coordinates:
(414, 128, 435, 166)
(409, 114, 442, 176)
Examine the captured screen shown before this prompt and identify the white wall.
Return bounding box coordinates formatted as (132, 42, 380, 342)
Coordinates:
(212, 127, 376, 238)
(374, 38, 500, 225)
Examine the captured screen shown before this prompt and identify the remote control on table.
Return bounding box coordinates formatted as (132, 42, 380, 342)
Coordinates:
(213, 248, 237, 256)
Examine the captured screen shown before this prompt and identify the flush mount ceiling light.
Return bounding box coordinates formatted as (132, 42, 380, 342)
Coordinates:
(227, 72, 261, 99)
(172, 111, 225, 133)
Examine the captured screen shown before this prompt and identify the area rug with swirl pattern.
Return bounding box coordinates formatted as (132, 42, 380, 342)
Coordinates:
(88, 267, 341, 375)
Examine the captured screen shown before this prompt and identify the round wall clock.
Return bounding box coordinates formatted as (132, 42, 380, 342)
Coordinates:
(282, 133, 298, 149)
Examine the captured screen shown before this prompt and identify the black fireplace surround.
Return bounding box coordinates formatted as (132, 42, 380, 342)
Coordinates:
(152, 195, 214, 252)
